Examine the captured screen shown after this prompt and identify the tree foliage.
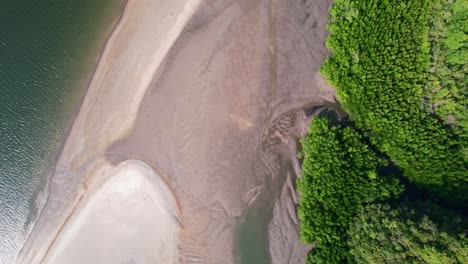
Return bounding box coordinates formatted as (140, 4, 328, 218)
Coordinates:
(297, 0, 468, 262)
(320, 0, 468, 203)
(297, 116, 402, 263)
(348, 203, 468, 264)
(425, 0, 468, 152)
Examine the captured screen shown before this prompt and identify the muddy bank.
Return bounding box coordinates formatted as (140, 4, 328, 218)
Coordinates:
(111, 0, 335, 263)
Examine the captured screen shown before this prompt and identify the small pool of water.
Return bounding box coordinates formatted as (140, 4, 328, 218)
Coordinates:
(236, 204, 272, 264)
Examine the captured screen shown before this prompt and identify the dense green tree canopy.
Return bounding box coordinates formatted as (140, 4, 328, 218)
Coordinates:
(297, 0, 467, 263)
(298, 116, 402, 263)
(425, 0, 467, 151)
(320, 0, 468, 203)
(348, 203, 468, 264)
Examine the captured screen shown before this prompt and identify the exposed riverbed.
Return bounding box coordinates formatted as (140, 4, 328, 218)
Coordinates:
(112, 0, 335, 262)
(17, 0, 335, 263)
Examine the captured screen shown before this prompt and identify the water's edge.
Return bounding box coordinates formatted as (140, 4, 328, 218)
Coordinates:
(0, 1, 126, 262)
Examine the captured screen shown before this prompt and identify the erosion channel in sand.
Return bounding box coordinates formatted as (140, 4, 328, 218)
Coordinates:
(19, 0, 336, 263)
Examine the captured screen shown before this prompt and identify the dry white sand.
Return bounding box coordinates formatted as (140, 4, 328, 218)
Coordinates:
(42, 160, 180, 264)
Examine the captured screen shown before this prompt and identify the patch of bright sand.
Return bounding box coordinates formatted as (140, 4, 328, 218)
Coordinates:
(42, 160, 180, 264)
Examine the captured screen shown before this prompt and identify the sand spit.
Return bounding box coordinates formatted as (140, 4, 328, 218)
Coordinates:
(42, 160, 180, 264)
(17, 0, 200, 263)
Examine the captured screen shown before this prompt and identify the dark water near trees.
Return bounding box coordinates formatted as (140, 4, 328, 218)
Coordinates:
(0, 1, 124, 262)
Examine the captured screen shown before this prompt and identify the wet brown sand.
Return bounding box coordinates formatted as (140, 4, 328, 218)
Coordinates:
(110, 0, 335, 263)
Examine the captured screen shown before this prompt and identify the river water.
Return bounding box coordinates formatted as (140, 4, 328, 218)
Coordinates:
(0, 1, 124, 262)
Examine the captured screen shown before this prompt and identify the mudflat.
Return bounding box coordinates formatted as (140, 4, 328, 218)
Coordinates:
(18, 0, 335, 263)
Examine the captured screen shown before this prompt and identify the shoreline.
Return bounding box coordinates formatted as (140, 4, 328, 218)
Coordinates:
(18, 2, 130, 260)
(24, 0, 128, 240)
(17, 0, 201, 263)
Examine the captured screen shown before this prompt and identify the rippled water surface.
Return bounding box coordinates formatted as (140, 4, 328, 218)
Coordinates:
(0, 1, 124, 262)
